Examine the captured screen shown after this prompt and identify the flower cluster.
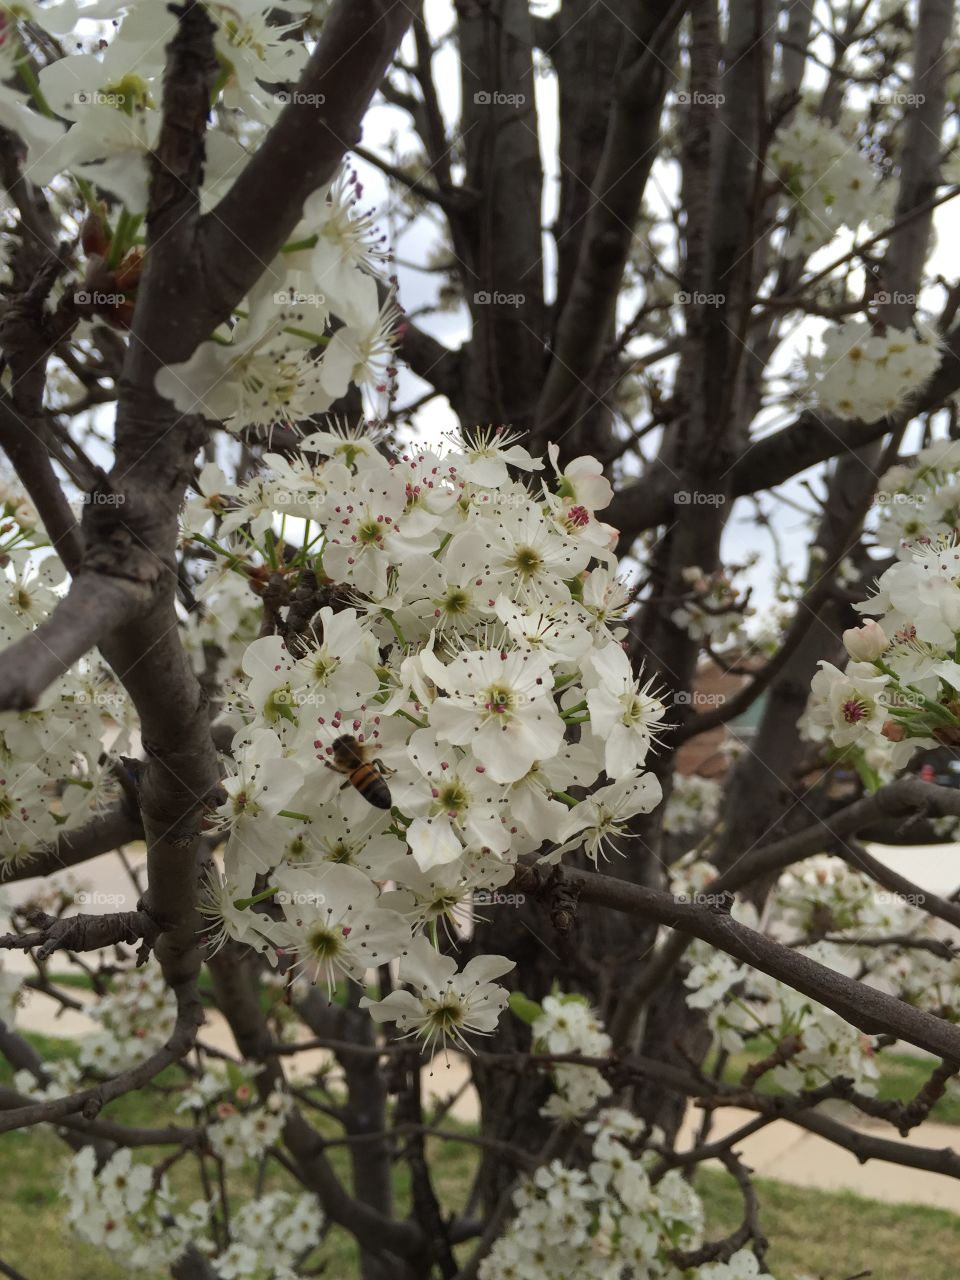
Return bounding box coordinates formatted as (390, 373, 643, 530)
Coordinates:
(874, 438, 960, 553)
(62, 1146, 211, 1270)
(775, 856, 960, 1021)
(74, 964, 175, 1072)
(684, 934, 882, 1093)
(186, 426, 664, 1049)
(156, 171, 399, 431)
(208, 1094, 290, 1170)
(0, 600, 131, 875)
(801, 534, 960, 770)
(803, 319, 941, 422)
(62, 1145, 323, 1277)
(0, 3, 399, 422)
(531, 992, 613, 1119)
(480, 1000, 781, 1279)
(479, 1109, 713, 1280)
(663, 773, 722, 837)
(681, 854, 960, 1091)
(208, 1192, 324, 1279)
(770, 111, 881, 257)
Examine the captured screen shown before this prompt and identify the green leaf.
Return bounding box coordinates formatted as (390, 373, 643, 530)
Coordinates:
(508, 992, 543, 1025)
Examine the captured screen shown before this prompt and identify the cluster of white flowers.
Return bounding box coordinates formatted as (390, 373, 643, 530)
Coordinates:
(13, 1050, 83, 1101)
(63, 1146, 212, 1270)
(663, 774, 723, 837)
(679, 853, 960, 1091)
(775, 855, 960, 1021)
(0, 610, 131, 875)
(685, 933, 882, 1093)
(185, 427, 665, 1048)
(801, 534, 960, 769)
(775, 854, 911, 937)
(75, 964, 178, 1073)
(671, 566, 753, 647)
(0, 3, 400, 426)
(209, 1191, 324, 1280)
(481, 1001, 782, 1280)
(156, 169, 399, 430)
(874, 438, 960, 553)
(769, 111, 880, 257)
(62, 1145, 323, 1278)
(479, 1108, 712, 1280)
(803, 319, 942, 421)
(208, 1093, 291, 1170)
(531, 992, 612, 1119)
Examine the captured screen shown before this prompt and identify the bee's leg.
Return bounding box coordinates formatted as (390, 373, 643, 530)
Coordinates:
(371, 758, 396, 778)
(322, 761, 351, 792)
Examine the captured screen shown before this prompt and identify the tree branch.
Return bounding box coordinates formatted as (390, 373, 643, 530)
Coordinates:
(2, 802, 143, 883)
(0, 904, 161, 964)
(0, 979, 201, 1133)
(516, 860, 960, 1060)
(608, 320, 960, 539)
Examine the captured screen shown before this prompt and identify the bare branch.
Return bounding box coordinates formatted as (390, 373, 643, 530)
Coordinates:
(0, 904, 161, 963)
(516, 861, 960, 1060)
(0, 979, 201, 1133)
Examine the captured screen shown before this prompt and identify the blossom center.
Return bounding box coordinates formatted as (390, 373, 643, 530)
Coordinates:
(306, 924, 345, 961)
(508, 545, 544, 578)
(840, 695, 871, 724)
(482, 684, 514, 717)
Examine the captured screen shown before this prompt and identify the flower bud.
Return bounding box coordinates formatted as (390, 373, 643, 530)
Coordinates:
(843, 620, 887, 662)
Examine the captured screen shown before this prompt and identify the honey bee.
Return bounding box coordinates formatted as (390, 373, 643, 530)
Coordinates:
(329, 734, 394, 810)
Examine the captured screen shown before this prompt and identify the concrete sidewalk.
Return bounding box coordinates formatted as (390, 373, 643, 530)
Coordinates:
(677, 1105, 960, 1212)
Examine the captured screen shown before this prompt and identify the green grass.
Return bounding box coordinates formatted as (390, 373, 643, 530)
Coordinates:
(2, 1033, 960, 1278)
(700, 1168, 960, 1280)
